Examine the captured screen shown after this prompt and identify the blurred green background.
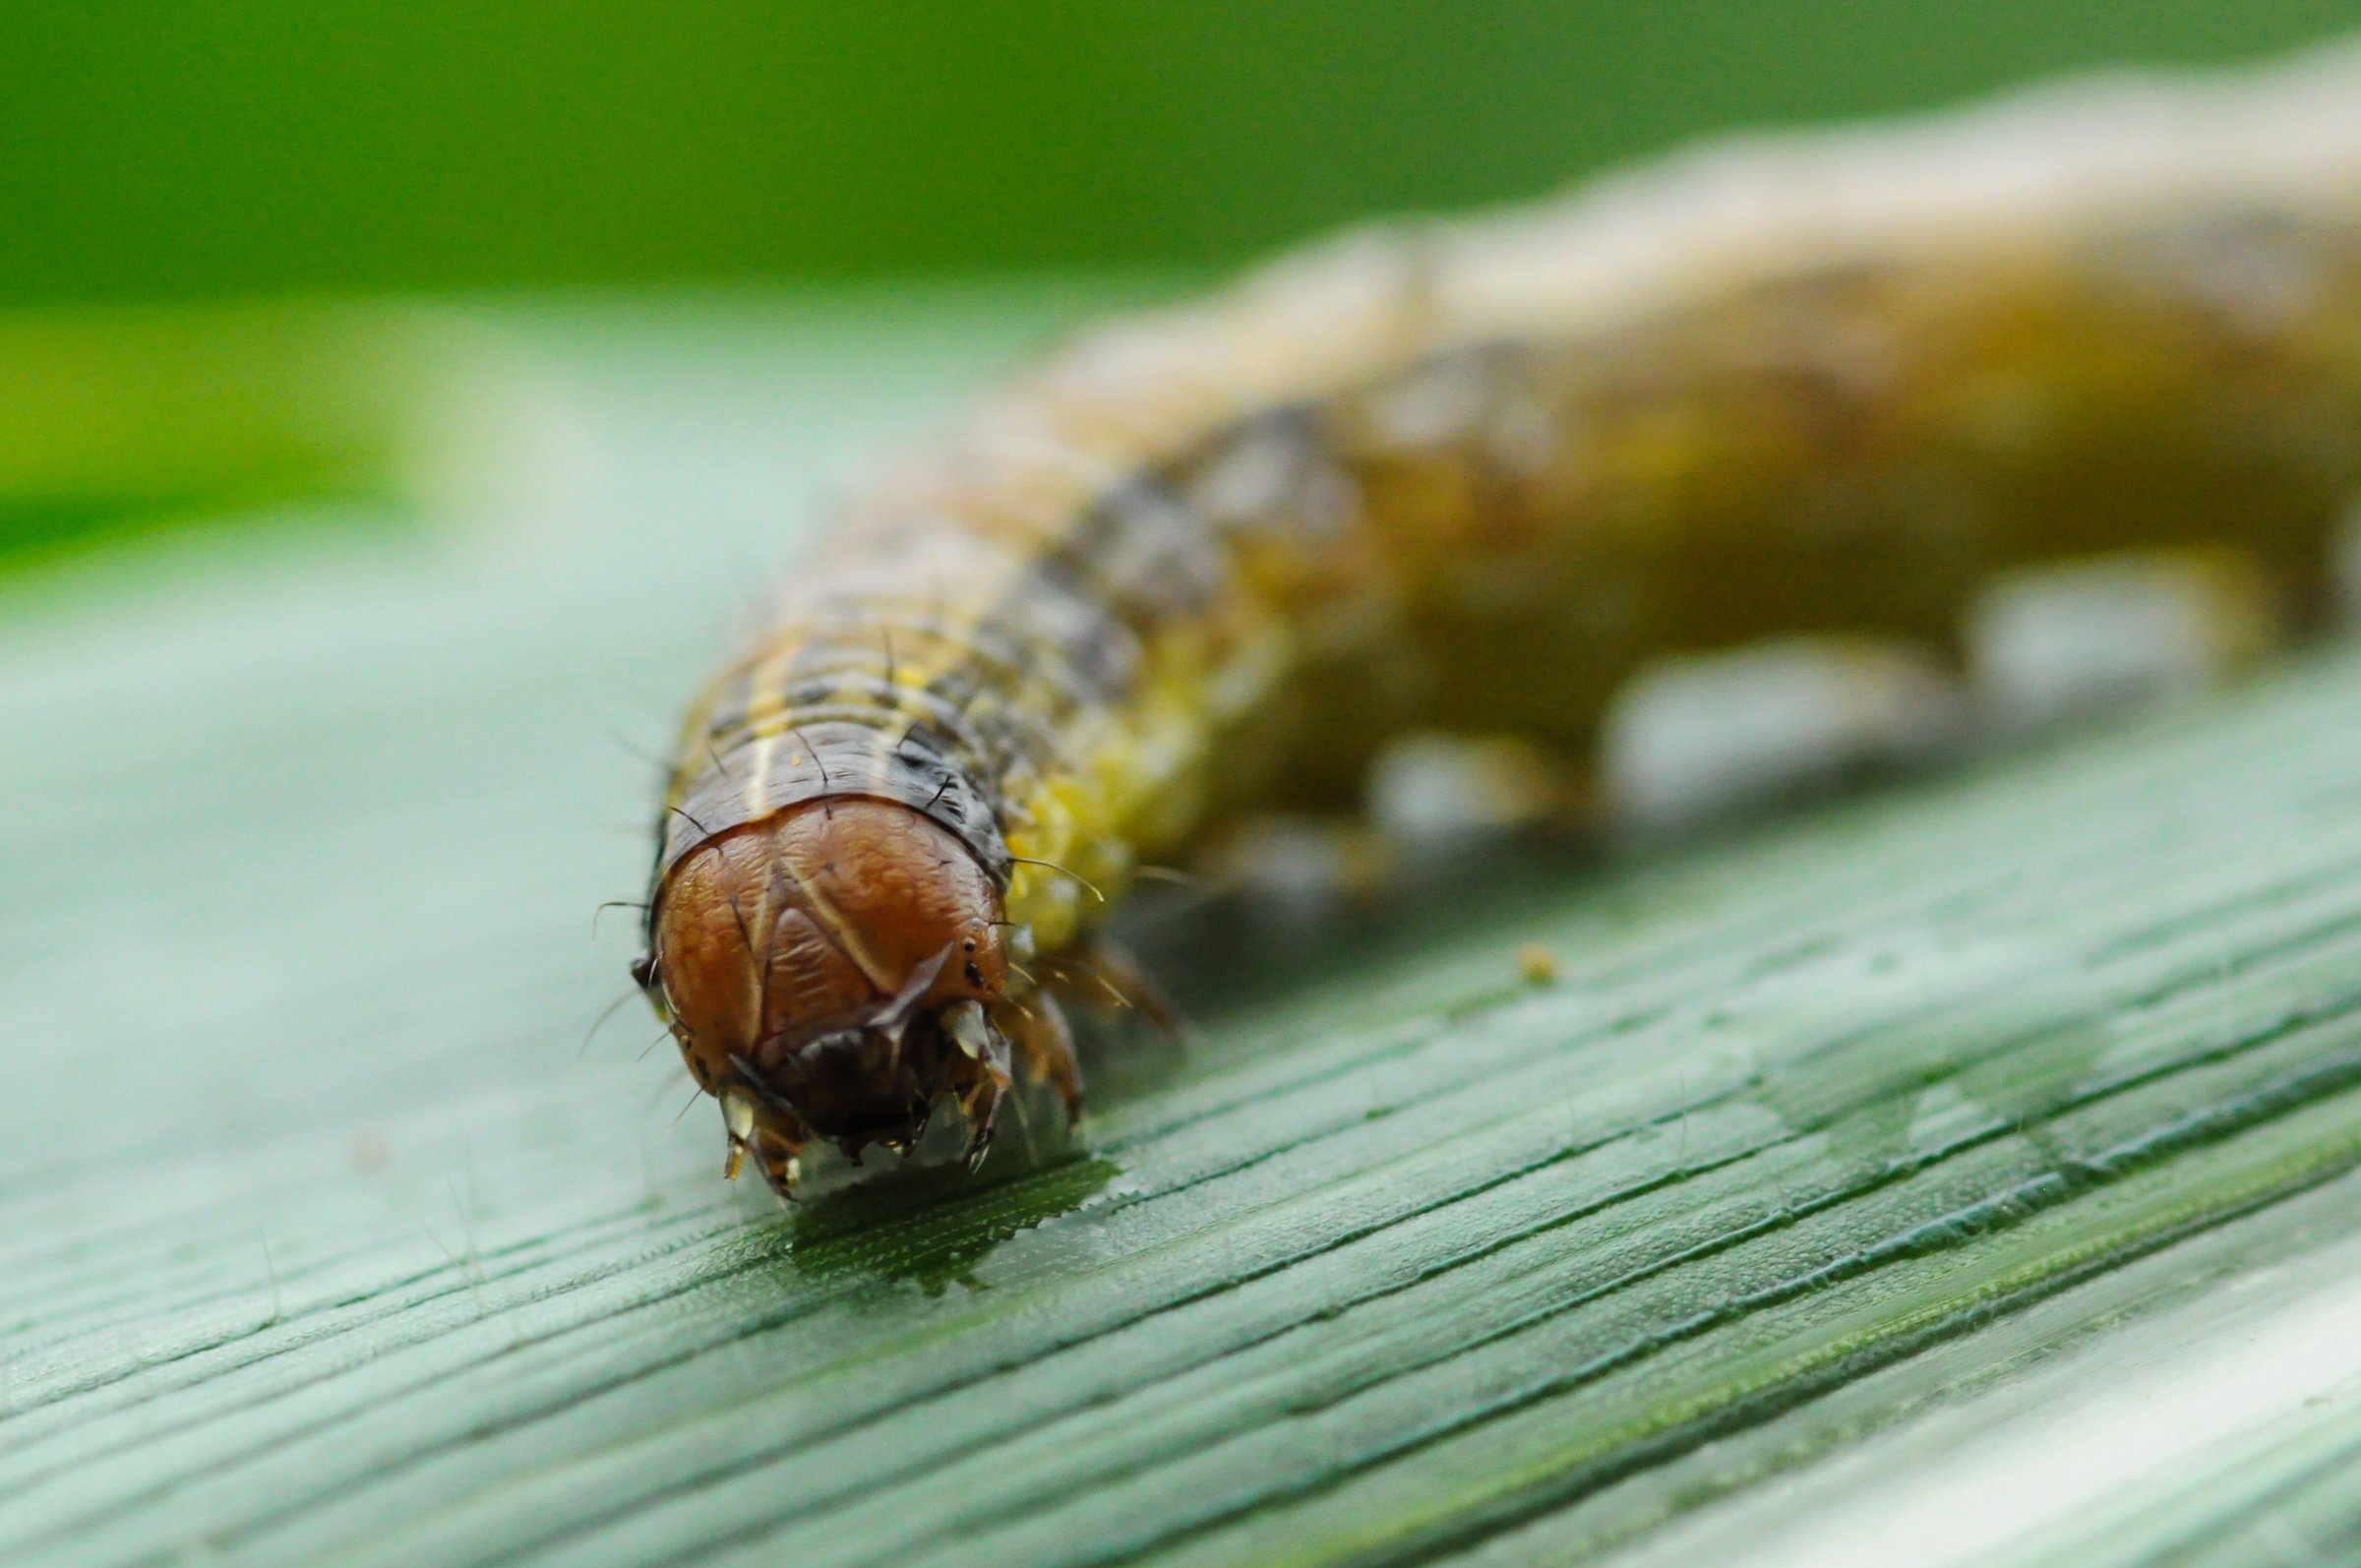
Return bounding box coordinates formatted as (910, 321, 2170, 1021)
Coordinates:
(9, 0, 2361, 305)
(6, 0, 2361, 570)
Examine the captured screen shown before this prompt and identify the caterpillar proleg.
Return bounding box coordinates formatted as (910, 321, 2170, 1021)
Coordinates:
(638, 40, 2361, 1196)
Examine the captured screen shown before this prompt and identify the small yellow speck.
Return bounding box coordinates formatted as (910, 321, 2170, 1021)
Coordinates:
(1517, 943, 1559, 987)
(347, 1129, 394, 1175)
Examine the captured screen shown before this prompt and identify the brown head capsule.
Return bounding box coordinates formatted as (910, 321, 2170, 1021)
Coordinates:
(643, 797, 1016, 1195)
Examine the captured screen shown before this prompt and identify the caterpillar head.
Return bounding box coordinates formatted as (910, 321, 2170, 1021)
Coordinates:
(640, 797, 1011, 1192)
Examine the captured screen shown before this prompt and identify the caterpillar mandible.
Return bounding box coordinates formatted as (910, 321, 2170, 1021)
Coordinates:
(637, 40, 2361, 1197)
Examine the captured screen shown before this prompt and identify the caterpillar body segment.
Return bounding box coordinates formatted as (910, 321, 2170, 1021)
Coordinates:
(639, 42, 2361, 1196)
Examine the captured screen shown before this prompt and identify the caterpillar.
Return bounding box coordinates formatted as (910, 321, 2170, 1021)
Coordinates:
(637, 40, 2361, 1197)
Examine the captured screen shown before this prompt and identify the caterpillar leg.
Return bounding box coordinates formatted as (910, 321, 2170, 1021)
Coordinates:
(1966, 545, 2283, 735)
(948, 1024, 1015, 1171)
(752, 1126, 806, 1202)
(1041, 933, 1187, 1042)
(1194, 734, 1592, 915)
(999, 991, 1085, 1130)
(1172, 744, 1590, 937)
(1602, 635, 1968, 835)
(1195, 814, 1401, 921)
(721, 1087, 810, 1203)
(1364, 732, 1593, 847)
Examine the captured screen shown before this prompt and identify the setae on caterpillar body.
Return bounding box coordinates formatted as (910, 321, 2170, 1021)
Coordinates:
(636, 41, 2361, 1196)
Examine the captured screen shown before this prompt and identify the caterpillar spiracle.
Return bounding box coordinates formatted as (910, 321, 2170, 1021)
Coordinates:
(636, 40, 2361, 1196)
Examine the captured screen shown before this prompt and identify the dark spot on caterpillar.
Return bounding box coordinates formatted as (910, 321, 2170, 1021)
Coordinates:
(965, 961, 986, 988)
